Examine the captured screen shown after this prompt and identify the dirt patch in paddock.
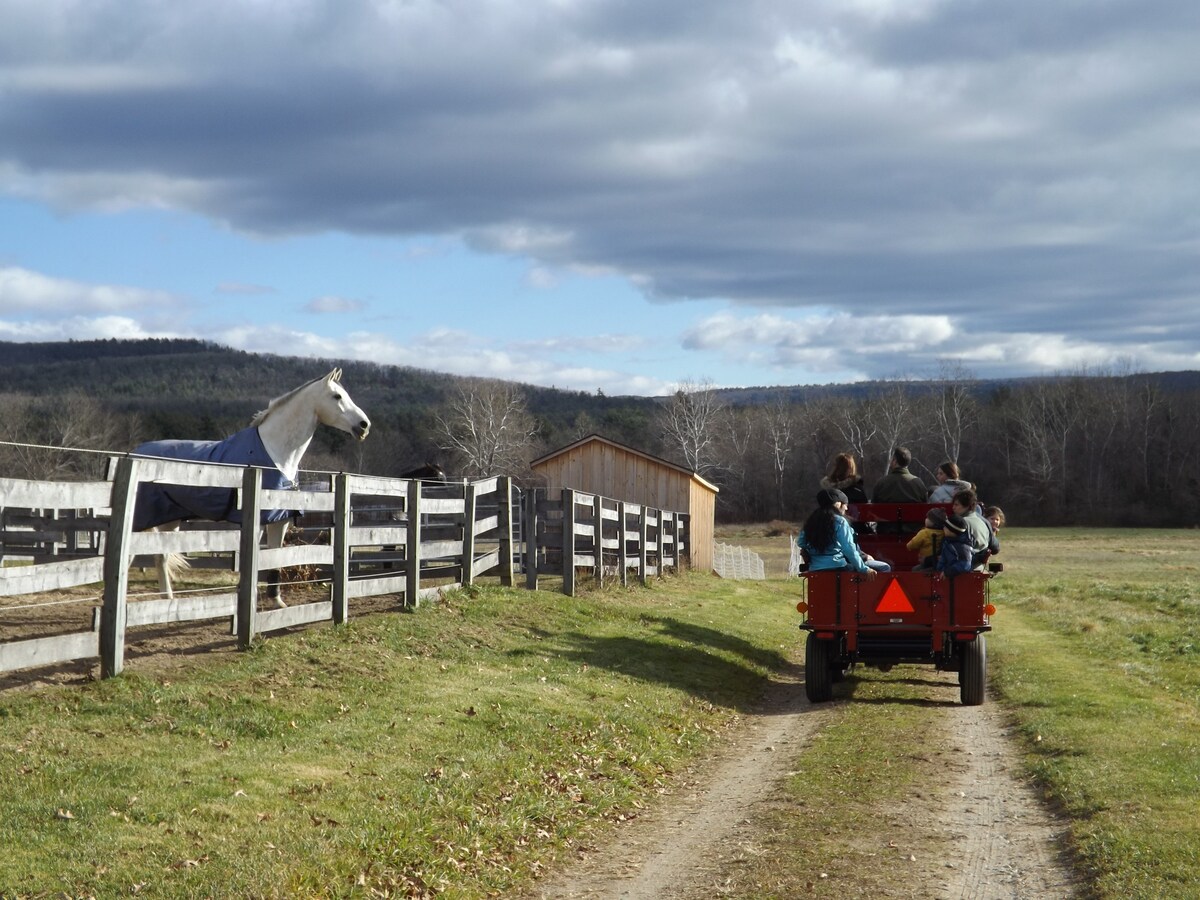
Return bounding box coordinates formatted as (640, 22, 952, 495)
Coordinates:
(0, 575, 411, 693)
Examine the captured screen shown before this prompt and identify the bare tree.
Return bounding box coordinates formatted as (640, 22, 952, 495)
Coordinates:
(659, 379, 724, 475)
(718, 405, 756, 518)
(932, 360, 978, 464)
(873, 383, 914, 473)
(1004, 377, 1083, 510)
(436, 381, 539, 477)
(0, 392, 133, 481)
(764, 398, 794, 518)
(832, 401, 878, 477)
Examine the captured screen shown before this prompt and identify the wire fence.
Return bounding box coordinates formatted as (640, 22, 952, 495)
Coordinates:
(712, 542, 765, 580)
(787, 535, 804, 577)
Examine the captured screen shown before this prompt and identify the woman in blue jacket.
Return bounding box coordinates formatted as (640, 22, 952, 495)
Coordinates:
(797, 489, 889, 577)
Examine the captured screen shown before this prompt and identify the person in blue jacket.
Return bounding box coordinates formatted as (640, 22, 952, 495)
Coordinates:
(937, 514, 975, 576)
(797, 488, 889, 578)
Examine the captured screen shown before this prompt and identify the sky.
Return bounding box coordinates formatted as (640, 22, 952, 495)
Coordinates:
(2, 0, 1200, 397)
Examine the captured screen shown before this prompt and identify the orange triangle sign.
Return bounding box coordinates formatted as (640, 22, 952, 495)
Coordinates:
(875, 580, 915, 614)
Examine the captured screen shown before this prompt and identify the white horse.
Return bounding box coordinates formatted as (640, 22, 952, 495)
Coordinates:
(131, 368, 371, 606)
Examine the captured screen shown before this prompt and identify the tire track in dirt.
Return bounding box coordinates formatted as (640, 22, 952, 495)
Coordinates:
(936, 703, 1078, 899)
(531, 663, 820, 900)
(532, 668, 1080, 900)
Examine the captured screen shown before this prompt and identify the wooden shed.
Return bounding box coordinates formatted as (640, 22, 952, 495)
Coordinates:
(529, 434, 718, 572)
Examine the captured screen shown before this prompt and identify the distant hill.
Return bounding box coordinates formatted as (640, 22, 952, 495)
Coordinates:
(0, 339, 665, 471)
(5, 339, 1200, 527)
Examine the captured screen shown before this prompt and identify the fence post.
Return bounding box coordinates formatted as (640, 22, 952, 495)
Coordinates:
(617, 501, 628, 588)
(562, 488, 576, 597)
(497, 476, 515, 587)
(677, 514, 689, 571)
(525, 488, 539, 590)
(593, 494, 604, 587)
(100, 456, 139, 679)
(236, 466, 263, 650)
(462, 480, 477, 587)
(638, 504, 649, 587)
(662, 511, 672, 573)
(406, 478, 422, 607)
(332, 473, 351, 625)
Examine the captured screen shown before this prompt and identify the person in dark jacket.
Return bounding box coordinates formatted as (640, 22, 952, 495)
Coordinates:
(871, 447, 928, 502)
(820, 452, 869, 503)
(937, 514, 975, 576)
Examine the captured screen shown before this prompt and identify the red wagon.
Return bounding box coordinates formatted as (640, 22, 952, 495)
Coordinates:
(796, 503, 998, 706)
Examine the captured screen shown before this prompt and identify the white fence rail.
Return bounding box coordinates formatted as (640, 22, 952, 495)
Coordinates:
(712, 542, 765, 580)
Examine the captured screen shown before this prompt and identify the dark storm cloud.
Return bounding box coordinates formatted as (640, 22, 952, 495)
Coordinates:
(2, 0, 1199, 375)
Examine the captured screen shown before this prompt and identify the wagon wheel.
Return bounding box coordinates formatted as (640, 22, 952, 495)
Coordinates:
(805, 632, 835, 703)
(959, 635, 987, 706)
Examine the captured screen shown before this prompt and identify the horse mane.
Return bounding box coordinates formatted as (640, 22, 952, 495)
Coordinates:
(250, 369, 342, 427)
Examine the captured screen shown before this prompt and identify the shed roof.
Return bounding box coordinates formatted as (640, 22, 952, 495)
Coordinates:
(530, 433, 719, 494)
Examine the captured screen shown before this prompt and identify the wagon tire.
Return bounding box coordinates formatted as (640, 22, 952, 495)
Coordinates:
(805, 633, 834, 703)
(959, 635, 987, 706)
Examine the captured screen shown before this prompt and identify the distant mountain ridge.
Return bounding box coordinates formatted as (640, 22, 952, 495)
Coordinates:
(4, 338, 1200, 408)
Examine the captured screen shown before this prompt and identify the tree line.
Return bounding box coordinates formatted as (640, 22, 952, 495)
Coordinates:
(1, 341, 1198, 527)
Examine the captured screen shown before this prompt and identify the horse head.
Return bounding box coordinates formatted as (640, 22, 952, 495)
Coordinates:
(317, 368, 371, 441)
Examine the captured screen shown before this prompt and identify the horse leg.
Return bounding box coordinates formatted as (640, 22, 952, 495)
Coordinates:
(264, 520, 289, 608)
(155, 548, 174, 600)
(150, 522, 187, 600)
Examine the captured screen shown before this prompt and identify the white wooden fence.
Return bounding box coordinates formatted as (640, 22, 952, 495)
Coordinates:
(523, 487, 689, 595)
(712, 542, 765, 580)
(1, 465, 689, 679)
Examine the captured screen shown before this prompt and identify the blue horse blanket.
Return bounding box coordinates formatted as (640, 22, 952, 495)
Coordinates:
(132, 427, 295, 531)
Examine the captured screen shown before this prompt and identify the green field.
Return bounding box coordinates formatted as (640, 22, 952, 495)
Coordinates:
(1, 528, 1198, 897)
(989, 529, 1200, 897)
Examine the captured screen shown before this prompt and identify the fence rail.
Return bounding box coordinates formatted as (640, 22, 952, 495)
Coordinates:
(1, 464, 689, 679)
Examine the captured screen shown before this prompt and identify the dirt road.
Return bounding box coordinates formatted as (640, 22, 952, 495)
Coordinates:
(532, 666, 1080, 900)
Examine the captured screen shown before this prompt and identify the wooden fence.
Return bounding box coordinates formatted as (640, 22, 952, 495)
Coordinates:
(1, 464, 689, 680)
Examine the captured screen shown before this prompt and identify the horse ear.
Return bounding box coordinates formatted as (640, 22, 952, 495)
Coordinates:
(328, 368, 343, 383)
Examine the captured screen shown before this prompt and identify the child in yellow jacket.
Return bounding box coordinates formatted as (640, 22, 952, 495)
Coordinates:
(908, 508, 947, 570)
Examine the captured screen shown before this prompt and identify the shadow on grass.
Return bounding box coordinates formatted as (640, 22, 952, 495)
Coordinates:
(646, 616, 790, 671)
(511, 619, 792, 710)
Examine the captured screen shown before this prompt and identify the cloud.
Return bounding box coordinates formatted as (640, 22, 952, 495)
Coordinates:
(304, 295, 365, 314)
(0, 315, 171, 341)
(217, 281, 275, 295)
(679, 309, 1200, 381)
(188, 322, 671, 395)
(0, 266, 180, 315)
(2, 1, 1200, 378)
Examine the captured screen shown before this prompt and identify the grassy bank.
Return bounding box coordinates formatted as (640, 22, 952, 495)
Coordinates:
(0, 573, 799, 897)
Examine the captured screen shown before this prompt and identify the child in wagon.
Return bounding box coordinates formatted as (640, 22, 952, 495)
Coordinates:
(937, 514, 975, 576)
(908, 507, 947, 570)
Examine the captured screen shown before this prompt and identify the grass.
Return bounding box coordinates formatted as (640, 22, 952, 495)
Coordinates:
(0, 572, 800, 898)
(988, 529, 1200, 897)
(6, 525, 1200, 897)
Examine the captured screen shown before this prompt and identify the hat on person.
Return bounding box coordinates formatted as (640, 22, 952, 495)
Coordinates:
(816, 488, 848, 508)
(945, 513, 968, 534)
(927, 508, 948, 528)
